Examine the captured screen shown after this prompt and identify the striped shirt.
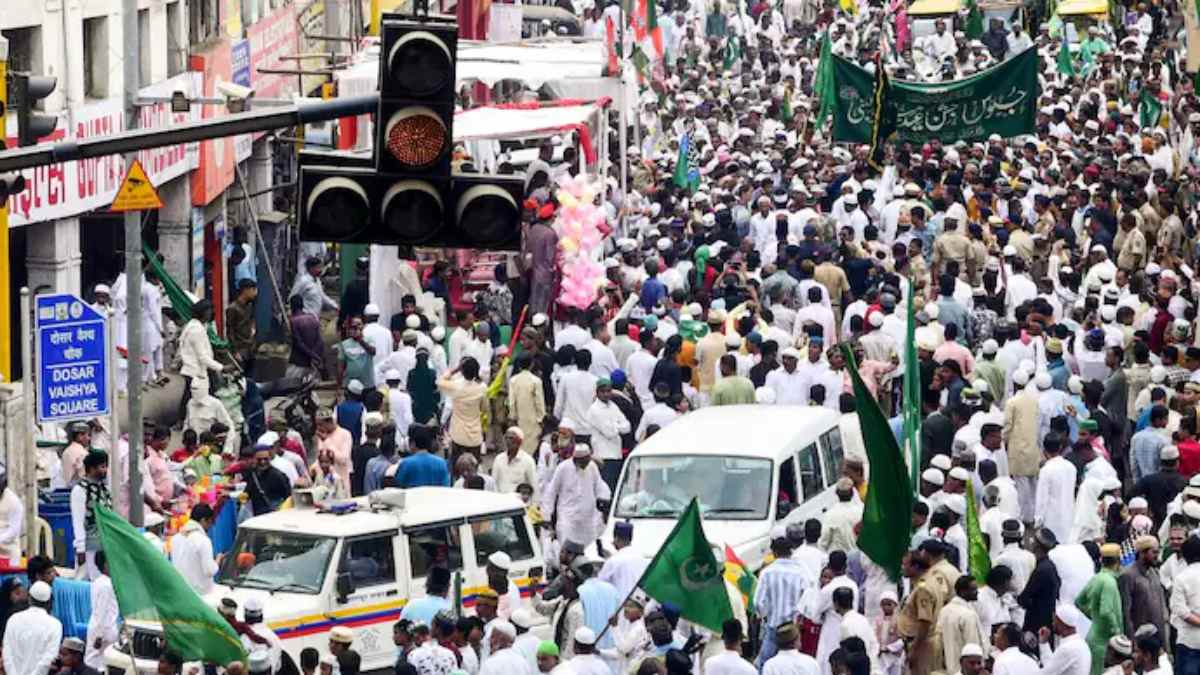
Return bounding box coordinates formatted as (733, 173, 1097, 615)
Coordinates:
(754, 558, 812, 629)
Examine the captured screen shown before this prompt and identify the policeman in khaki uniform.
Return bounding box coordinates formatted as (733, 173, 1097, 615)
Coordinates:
(898, 551, 945, 675)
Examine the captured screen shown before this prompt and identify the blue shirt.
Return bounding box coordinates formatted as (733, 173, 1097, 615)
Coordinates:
(398, 594, 450, 624)
(336, 400, 364, 445)
(1131, 428, 1168, 482)
(640, 277, 667, 311)
(395, 452, 451, 488)
(364, 454, 395, 493)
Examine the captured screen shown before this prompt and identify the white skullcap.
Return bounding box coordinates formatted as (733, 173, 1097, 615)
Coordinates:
(574, 626, 598, 645)
(1013, 369, 1031, 386)
(491, 620, 517, 640)
(981, 339, 999, 355)
(385, 369, 402, 381)
(922, 468, 945, 486)
(347, 379, 364, 395)
(931, 455, 953, 471)
(29, 581, 51, 603)
(881, 590, 899, 604)
(405, 314, 421, 329)
(1056, 604, 1087, 630)
(430, 326, 446, 340)
(573, 443, 593, 458)
(364, 303, 380, 315)
(94, 284, 111, 294)
(487, 551, 512, 570)
(1035, 372, 1052, 390)
(244, 596, 264, 613)
(531, 313, 549, 327)
(948, 467, 971, 482)
(255, 431, 279, 448)
(725, 333, 742, 348)
(1101, 306, 1117, 322)
(944, 494, 967, 515)
(1129, 497, 1149, 510)
(960, 644, 984, 659)
(868, 312, 884, 328)
(1068, 375, 1083, 394)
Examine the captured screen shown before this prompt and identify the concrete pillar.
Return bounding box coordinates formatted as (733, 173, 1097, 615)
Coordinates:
(26, 219, 81, 296)
(157, 176, 192, 287)
(249, 138, 273, 217)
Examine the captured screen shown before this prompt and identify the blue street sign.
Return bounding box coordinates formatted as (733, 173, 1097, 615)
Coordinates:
(35, 293, 110, 423)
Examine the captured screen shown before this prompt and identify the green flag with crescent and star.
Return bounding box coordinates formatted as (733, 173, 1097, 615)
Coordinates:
(637, 498, 733, 632)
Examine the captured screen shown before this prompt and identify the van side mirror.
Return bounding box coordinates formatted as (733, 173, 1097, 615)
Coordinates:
(336, 572, 355, 602)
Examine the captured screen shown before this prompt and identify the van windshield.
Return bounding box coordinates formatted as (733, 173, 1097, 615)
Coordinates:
(216, 529, 337, 594)
(614, 455, 773, 520)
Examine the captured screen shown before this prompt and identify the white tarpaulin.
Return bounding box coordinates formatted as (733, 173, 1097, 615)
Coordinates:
(452, 100, 606, 141)
(334, 39, 605, 92)
(456, 40, 606, 88)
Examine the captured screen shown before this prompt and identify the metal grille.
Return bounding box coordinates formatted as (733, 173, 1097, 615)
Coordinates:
(130, 629, 165, 661)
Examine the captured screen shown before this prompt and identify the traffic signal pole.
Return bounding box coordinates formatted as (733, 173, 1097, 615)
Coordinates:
(122, 0, 141, 527)
(0, 95, 379, 174)
(0, 37, 10, 384)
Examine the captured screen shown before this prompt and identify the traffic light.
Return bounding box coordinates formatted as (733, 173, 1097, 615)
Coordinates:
(9, 72, 58, 147)
(298, 12, 525, 251)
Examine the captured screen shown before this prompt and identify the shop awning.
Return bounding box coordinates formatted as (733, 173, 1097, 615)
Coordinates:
(453, 98, 610, 162)
(1055, 0, 1107, 15)
(908, 0, 962, 15)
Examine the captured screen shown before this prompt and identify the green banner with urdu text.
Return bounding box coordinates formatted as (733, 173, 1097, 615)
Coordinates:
(830, 47, 1039, 145)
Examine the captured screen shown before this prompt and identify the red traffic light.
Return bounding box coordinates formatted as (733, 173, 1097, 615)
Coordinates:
(383, 107, 448, 168)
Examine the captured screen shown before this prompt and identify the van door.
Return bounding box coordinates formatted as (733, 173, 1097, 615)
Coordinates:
(402, 520, 467, 606)
(464, 510, 541, 609)
(330, 531, 402, 665)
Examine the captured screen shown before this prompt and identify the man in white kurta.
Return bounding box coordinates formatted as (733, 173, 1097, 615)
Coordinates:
(814, 559, 860, 675)
(0, 474, 24, 565)
(1035, 440, 1078, 546)
(85, 561, 119, 670)
(1038, 605, 1093, 675)
(480, 621, 533, 675)
(542, 445, 612, 549)
(3, 581, 62, 675)
(819, 479, 864, 553)
(598, 522, 649, 599)
(170, 504, 219, 596)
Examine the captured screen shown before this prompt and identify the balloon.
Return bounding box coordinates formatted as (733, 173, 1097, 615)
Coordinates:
(558, 192, 578, 209)
(560, 238, 578, 255)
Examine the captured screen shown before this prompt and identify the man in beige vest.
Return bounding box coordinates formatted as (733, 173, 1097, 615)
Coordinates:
(1003, 368, 1041, 526)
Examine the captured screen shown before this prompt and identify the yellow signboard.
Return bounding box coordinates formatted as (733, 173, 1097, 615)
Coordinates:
(110, 160, 165, 212)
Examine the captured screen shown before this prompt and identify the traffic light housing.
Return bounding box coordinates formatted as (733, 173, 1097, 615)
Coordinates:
(299, 153, 524, 249)
(9, 73, 58, 147)
(298, 12, 526, 251)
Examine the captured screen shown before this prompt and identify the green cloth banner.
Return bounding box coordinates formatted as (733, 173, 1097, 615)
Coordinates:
(830, 47, 1039, 146)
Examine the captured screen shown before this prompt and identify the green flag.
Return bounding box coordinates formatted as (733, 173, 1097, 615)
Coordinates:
(965, 481, 991, 585)
(901, 280, 923, 491)
(866, 55, 896, 172)
(1056, 39, 1075, 76)
(781, 87, 794, 124)
(844, 344, 914, 582)
(814, 32, 836, 124)
(672, 132, 700, 193)
(638, 499, 733, 632)
(964, 0, 984, 39)
(1140, 87, 1163, 129)
(95, 505, 248, 665)
(723, 35, 741, 71)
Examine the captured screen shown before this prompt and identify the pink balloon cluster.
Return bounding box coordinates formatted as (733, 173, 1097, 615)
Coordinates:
(554, 175, 607, 309)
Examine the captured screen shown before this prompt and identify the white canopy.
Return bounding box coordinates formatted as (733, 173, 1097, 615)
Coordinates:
(452, 99, 608, 142)
(456, 39, 606, 88)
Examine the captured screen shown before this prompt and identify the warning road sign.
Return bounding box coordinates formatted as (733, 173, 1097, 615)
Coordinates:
(110, 159, 164, 212)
